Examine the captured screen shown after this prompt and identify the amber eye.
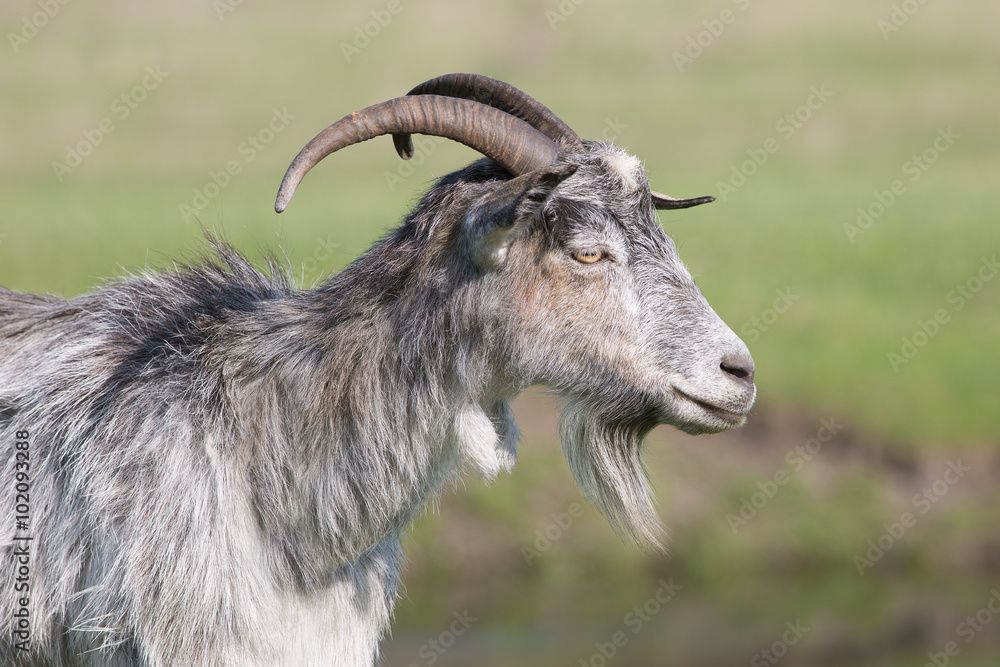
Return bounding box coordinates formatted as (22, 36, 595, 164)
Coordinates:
(573, 249, 604, 264)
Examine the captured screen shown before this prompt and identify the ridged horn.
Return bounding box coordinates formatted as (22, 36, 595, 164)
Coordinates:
(651, 191, 715, 210)
(275, 95, 564, 213)
(392, 73, 583, 160)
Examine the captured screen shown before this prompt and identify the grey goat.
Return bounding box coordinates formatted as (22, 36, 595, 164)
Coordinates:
(0, 74, 755, 666)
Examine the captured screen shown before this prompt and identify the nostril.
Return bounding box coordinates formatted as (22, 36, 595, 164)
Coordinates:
(721, 354, 755, 385)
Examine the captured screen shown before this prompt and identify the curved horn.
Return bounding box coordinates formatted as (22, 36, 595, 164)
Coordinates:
(275, 95, 564, 213)
(392, 73, 583, 160)
(651, 190, 715, 210)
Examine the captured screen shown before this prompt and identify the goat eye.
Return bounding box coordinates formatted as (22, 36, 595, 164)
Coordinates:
(573, 249, 604, 264)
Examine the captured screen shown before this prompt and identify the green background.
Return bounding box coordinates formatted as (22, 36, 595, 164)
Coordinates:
(2, 1, 998, 664)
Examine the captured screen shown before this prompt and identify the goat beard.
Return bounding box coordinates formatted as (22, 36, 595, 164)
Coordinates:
(558, 398, 664, 551)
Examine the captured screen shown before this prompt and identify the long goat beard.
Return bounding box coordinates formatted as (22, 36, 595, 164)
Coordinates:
(559, 399, 664, 551)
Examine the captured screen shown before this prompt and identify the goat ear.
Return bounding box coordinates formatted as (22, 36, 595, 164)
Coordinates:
(466, 164, 577, 270)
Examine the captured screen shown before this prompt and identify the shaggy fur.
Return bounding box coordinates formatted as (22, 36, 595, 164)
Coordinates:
(0, 143, 754, 665)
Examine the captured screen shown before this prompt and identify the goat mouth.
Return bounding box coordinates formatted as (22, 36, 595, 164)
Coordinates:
(672, 387, 750, 432)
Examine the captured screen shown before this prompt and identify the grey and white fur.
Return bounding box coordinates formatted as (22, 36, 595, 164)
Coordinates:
(1, 81, 755, 666)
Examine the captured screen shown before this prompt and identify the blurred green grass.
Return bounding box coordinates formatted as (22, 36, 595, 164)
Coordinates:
(2, 1, 999, 664)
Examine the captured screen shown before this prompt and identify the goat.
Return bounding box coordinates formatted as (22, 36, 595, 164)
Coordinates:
(0, 74, 755, 666)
